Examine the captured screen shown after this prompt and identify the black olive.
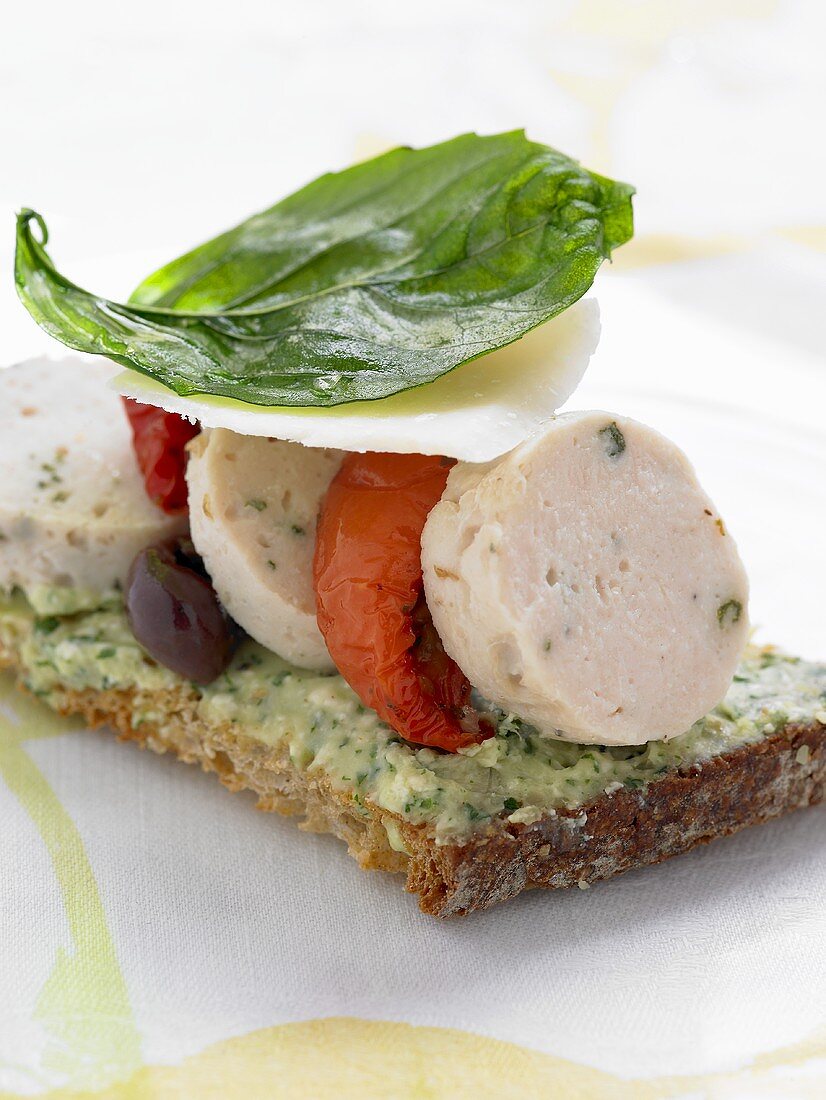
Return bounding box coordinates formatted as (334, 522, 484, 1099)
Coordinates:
(125, 538, 240, 684)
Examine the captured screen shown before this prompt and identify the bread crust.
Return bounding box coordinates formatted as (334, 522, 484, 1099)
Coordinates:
(2, 645, 823, 917)
(414, 721, 824, 915)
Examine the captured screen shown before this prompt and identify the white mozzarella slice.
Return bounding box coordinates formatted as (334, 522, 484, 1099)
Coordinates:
(115, 299, 598, 462)
(0, 357, 187, 613)
(421, 412, 750, 746)
(186, 429, 342, 670)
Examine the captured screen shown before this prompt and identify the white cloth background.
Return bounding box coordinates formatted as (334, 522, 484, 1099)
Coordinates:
(0, 1, 824, 1095)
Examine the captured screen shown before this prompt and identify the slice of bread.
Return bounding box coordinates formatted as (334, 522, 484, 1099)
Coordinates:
(2, 627, 823, 917)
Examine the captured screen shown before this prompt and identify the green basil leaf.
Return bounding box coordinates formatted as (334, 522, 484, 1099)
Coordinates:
(15, 131, 633, 407)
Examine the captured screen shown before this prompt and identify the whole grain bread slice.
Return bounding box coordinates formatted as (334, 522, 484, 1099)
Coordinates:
(2, 637, 823, 917)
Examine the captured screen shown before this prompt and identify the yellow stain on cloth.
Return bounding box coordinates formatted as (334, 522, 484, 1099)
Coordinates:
(608, 228, 826, 270)
(608, 233, 747, 270)
(553, 0, 777, 175)
(775, 226, 826, 254)
(0, 1018, 822, 1100)
(0, 677, 142, 1092)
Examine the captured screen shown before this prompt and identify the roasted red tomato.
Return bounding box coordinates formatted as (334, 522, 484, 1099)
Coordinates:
(122, 399, 199, 514)
(313, 452, 493, 752)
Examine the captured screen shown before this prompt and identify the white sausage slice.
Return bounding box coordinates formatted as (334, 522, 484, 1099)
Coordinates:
(421, 412, 750, 746)
(0, 357, 186, 614)
(186, 430, 342, 670)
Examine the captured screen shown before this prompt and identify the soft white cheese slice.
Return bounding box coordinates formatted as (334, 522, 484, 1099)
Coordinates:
(0, 357, 186, 613)
(113, 299, 598, 462)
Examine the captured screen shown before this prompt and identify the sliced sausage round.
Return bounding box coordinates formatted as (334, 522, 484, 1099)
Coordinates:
(421, 411, 750, 746)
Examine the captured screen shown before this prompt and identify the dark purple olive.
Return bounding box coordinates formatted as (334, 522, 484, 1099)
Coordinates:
(125, 538, 239, 684)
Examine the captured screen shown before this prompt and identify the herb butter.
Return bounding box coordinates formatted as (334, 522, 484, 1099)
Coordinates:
(1, 591, 824, 843)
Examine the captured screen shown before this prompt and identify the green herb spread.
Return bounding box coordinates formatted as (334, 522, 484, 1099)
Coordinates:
(1, 591, 824, 844)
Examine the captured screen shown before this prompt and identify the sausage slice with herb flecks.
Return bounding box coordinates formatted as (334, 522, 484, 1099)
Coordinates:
(421, 411, 750, 746)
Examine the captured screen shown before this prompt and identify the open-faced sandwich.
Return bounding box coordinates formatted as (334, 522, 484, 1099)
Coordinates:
(3, 132, 824, 916)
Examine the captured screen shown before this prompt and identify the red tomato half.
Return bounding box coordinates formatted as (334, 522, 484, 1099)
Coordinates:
(122, 399, 199, 514)
(313, 452, 493, 752)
